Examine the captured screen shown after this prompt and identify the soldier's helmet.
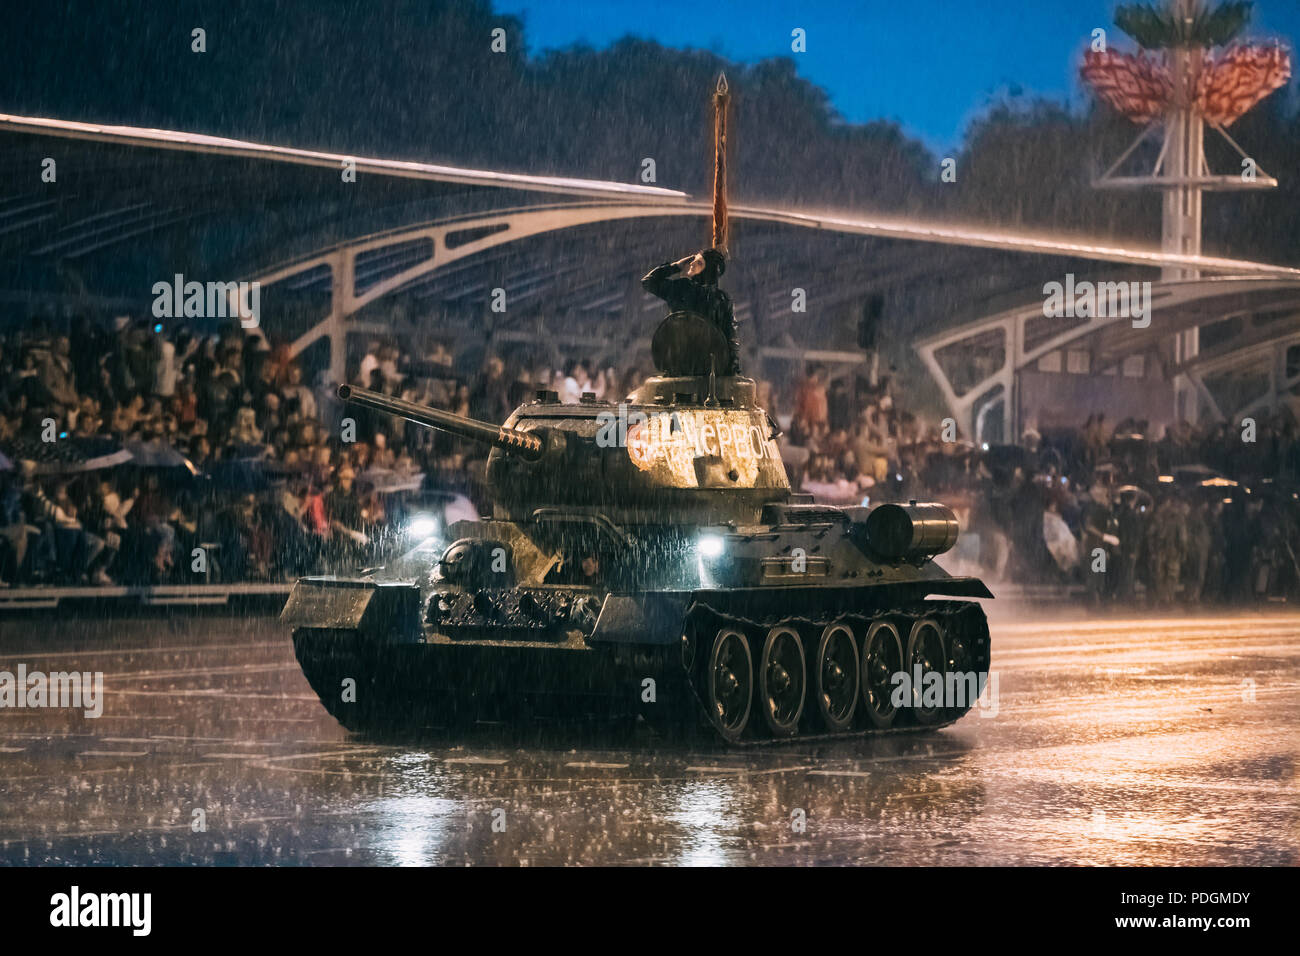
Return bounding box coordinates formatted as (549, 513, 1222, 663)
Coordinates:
(699, 248, 726, 282)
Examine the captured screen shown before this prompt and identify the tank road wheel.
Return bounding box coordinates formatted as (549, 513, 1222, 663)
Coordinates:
(814, 623, 859, 732)
(905, 618, 947, 726)
(943, 616, 983, 718)
(860, 621, 903, 728)
(759, 626, 806, 738)
(707, 628, 753, 743)
(681, 628, 697, 671)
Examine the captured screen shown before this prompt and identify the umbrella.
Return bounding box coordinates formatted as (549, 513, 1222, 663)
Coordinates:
(2, 436, 132, 475)
(1115, 484, 1154, 510)
(1092, 462, 1121, 485)
(357, 467, 425, 493)
(981, 443, 1032, 480)
(982, 444, 1030, 469)
(1172, 464, 1238, 489)
(125, 440, 197, 473)
(204, 457, 296, 492)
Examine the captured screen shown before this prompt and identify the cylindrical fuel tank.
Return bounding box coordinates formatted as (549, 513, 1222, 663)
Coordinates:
(864, 502, 959, 560)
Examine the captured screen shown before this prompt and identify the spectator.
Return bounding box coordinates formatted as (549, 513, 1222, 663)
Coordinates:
(39, 336, 79, 411)
(0, 473, 31, 584)
(325, 465, 366, 550)
(1146, 497, 1188, 605)
(559, 359, 589, 405)
(470, 356, 512, 421)
(792, 364, 829, 444)
(280, 364, 317, 420)
(356, 340, 381, 388)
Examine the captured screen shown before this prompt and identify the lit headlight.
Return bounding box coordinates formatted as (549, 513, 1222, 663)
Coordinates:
(697, 534, 725, 559)
(406, 514, 440, 539)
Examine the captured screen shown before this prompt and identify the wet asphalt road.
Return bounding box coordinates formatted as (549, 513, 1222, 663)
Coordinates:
(0, 605, 1297, 866)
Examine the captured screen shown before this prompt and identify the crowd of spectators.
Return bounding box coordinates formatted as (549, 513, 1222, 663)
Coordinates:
(0, 317, 425, 586)
(3, 314, 1298, 606)
(785, 364, 1300, 604)
(0, 315, 669, 588)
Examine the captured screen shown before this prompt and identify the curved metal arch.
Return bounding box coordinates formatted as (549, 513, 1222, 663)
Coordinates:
(1180, 317, 1300, 423)
(252, 201, 1300, 309)
(248, 198, 1300, 385)
(256, 202, 709, 381)
(914, 276, 1300, 442)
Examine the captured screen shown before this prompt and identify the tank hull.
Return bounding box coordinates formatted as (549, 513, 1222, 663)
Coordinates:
(288, 579, 991, 745)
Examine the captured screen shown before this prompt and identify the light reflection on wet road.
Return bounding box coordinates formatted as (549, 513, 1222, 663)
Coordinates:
(1, 607, 1296, 865)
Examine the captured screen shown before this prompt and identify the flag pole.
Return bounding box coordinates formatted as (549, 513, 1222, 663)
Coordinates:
(711, 73, 730, 256)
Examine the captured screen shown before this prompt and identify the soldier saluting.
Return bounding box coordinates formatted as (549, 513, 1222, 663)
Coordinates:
(641, 248, 740, 375)
(642, 74, 740, 376)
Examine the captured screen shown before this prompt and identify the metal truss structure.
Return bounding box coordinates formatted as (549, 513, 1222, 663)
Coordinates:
(3, 112, 1299, 427)
(916, 276, 1300, 442)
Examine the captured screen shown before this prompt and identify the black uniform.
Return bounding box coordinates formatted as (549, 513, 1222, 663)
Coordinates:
(641, 255, 741, 375)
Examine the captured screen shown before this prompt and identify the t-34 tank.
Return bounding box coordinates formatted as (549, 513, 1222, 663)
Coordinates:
(282, 317, 994, 744)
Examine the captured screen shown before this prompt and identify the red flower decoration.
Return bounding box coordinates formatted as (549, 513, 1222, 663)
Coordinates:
(1082, 43, 1291, 126)
(1195, 44, 1292, 126)
(1081, 50, 1173, 123)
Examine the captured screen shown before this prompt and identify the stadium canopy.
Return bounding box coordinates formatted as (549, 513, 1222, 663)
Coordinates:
(3, 112, 1298, 409)
(0, 112, 685, 306)
(917, 276, 1300, 442)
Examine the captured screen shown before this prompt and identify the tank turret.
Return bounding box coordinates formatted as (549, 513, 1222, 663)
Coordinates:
(337, 374, 792, 525)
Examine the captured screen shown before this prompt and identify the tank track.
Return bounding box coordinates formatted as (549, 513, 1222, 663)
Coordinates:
(292, 599, 991, 747)
(674, 599, 991, 746)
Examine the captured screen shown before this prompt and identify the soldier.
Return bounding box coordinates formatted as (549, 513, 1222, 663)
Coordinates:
(1200, 498, 1226, 603)
(1184, 500, 1212, 603)
(1082, 482, 1119, 603)
(641, 248, 740, 375)
(1114, 490, 1146, 603)
(1146, 496, 1188, 605)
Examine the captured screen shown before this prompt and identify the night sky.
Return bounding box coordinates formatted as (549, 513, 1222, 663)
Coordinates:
(496, 0, 1300, 153)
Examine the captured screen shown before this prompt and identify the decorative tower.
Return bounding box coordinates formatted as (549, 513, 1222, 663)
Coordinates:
(1081, 0, 1291, 422)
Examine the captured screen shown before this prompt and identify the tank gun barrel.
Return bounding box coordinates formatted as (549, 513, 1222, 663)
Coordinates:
(336, 384, 545, 461)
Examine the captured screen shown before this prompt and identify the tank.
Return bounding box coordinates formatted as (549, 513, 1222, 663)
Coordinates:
(282, 313, 994, 744)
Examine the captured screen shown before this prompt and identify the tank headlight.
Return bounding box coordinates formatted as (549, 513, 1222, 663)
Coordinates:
(406, 514, 440, 539)
(697, 534, 725, 559)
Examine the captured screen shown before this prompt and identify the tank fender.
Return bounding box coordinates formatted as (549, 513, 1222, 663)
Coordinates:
(924, 576, 995, 599)
(589, 592, 691, 645)
(281, 577, 423, 643)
